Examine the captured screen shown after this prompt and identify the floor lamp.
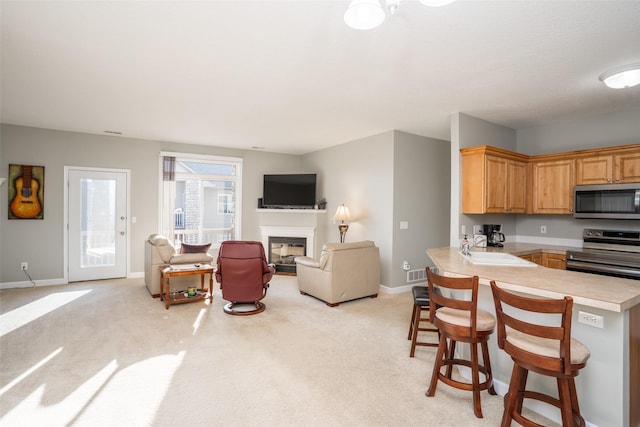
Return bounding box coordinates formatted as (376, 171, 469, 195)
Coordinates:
(333, 204, 353, 243)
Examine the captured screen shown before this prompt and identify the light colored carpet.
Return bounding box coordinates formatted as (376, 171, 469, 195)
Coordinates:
(0, 275, 556, 426)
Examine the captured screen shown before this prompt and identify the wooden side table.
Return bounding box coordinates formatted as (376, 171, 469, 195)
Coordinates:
(159, 264, 214, 310)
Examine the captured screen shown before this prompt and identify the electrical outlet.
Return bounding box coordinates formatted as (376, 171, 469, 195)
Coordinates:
(402, 261, 411, 271)
(461, 225, 466, 235)
(578, 311, 604, 328)
(472, 225, 482, 235)
(540, 225, 547, 234)
(21, 262, 28, 271)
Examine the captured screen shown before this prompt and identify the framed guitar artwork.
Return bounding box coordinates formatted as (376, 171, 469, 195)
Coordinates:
(8, 164, 45, 220)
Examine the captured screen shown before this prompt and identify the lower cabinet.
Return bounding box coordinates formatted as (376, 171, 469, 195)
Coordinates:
(542, 253, 567, 270)
(520, 253, 543, 265)
(520, 252, 566, 270)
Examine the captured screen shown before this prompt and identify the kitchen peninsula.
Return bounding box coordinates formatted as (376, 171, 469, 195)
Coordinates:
(427, 246, 640, 427)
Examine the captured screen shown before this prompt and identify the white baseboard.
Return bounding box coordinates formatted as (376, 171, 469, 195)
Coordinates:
(380, 282, 421, 295)
(0, 278, 67, 289)
(1, 272, 144, 289)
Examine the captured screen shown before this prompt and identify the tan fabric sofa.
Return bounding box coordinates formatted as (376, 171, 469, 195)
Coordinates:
(294, 240, 380, 306)
(144, 234, 214, 297)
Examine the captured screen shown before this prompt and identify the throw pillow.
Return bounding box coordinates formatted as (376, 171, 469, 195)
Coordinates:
(180, 243, 211, 254)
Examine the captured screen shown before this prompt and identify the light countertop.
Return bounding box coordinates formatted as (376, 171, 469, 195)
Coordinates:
(427, 246, 640, 313)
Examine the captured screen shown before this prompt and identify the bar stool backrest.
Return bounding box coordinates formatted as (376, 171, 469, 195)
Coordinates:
(490, 282, 575, 375)
(426, 268, 480, 339)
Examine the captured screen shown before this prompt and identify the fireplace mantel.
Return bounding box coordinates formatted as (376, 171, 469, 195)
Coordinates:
(260, 226, 316, 258)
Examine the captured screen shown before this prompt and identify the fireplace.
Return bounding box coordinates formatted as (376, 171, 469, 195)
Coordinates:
(260, 226, 316, 274)
(268, 236, 306, 273)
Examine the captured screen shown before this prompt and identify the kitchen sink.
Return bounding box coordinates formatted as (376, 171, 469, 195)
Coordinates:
(458, 251, 537, 267)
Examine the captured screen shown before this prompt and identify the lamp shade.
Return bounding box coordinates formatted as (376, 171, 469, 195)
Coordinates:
(344, 0, 385, 30)
(599, 64, 640, 89)
(333, 204, 353, 222)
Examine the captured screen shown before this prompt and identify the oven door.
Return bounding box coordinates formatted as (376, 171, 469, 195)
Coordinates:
(566, 249, 640, 280)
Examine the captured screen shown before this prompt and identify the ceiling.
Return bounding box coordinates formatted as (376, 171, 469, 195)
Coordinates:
(2, 1, 640, 155)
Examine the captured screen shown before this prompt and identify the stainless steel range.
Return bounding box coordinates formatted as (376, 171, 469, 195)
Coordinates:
(566, 229, 640, 280)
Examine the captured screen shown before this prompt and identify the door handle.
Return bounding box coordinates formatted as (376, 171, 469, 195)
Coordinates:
(120, 231, 125, 236)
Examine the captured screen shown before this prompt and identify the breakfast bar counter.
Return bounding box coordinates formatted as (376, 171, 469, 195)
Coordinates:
(427, 246, 640, 427)
(427, 246, 640, 312)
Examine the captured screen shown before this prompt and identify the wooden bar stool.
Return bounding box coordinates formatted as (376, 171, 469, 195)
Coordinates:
(407, 285, 439, 357)
(490, 281, 590, 427)
(425, 268, 496, 418)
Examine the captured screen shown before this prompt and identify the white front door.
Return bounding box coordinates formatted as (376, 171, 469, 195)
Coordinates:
(67, 168, 128, 282)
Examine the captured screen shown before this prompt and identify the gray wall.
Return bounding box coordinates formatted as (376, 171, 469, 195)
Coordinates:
(516, 105, 640, 155)
(1, 124, 453, 289)
(392, 131, 450, 286)
(0, 124, 301, 283)
(302, 130, 452, 289)
(302, 131, 395, 286)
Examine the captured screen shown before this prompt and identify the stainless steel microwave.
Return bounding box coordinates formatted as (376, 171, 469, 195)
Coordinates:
(574, 183, 640, 219)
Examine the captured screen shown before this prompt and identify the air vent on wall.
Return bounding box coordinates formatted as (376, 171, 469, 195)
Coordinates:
(407, 268, 426, 283)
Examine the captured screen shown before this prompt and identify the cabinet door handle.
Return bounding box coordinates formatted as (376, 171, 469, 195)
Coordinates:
(606, 177, 611, 182)
(615, 177, 620, 182)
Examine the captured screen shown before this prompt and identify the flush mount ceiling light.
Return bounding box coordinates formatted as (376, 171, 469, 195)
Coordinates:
(344, 0, 456, 30)
(344, 0, 386, 30)
(599, 64, 640, 89)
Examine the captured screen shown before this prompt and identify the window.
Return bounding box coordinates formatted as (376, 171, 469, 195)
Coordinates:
(160, 153, 242, 249)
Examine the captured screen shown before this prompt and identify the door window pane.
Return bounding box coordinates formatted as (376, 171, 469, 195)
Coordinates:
(81, 178, 116, 267)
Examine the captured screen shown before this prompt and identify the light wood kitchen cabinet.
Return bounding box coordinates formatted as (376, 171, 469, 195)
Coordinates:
(542, 252, 566, 270)
(461, 146, 528, 214)
(576, 150, 640, 185)
(520, 253, 543, 265)
(520, 252, 565, 269)
(461, 143, 639, 216)
(530, 157, 575, 214)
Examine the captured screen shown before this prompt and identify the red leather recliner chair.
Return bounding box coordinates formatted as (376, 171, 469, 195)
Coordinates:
(215, 241, 274, 315)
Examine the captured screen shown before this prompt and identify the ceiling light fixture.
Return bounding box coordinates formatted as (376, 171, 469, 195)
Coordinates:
(599, 64, 640, 89)
(344, 0, 456, 30)
(344, 0, 386, 30)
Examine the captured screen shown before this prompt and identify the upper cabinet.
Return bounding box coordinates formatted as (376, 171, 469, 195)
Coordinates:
(576, 150, 640, 185)
(460, 143, 640, 216)
(530, 157, 575, 214)
(461, 146, 528, 214)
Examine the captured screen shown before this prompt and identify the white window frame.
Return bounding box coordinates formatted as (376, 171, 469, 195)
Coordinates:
(158, 152, 243, 243)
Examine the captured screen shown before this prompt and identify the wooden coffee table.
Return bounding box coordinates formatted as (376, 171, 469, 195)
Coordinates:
(159, 264, 214, 310)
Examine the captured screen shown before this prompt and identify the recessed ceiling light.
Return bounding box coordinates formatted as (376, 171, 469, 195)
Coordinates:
(599, 64, 640, 89)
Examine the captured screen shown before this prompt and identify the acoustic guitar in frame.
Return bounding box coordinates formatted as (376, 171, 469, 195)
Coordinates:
(10, 165, 42, 219)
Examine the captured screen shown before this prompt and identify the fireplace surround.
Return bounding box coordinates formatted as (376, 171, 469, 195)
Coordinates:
(260, 226, 316, 273)
(268, 236, 306, 273)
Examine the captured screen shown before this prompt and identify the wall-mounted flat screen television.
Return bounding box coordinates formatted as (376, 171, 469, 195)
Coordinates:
(263, 174, 317, 208)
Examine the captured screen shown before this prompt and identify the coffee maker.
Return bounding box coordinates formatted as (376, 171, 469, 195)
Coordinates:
(483, 224, 505, 247)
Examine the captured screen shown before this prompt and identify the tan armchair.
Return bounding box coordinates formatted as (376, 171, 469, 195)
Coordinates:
(144, 234, 214, 297)
(294, 240, 380, 306)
